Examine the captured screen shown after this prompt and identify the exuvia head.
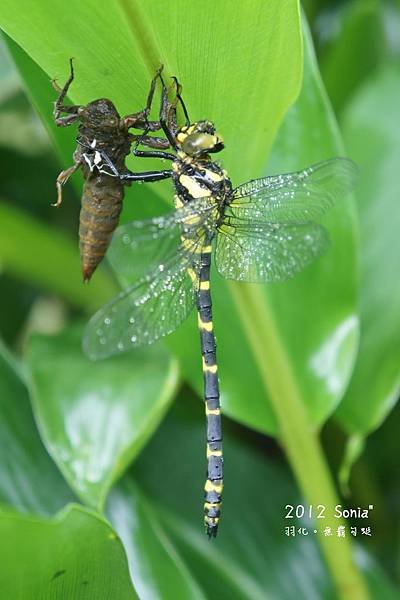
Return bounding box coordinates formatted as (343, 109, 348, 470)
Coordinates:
(78, 99, 121, 131)
(176, 120, 224, 157)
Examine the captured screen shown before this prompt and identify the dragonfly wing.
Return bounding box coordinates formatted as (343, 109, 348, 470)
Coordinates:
(229, 158, 357, 223)
(83, 236, 206, 360)
(109, 214, 181, 282)
(109, 198, 216, 282)
(216, 222, 329, 283)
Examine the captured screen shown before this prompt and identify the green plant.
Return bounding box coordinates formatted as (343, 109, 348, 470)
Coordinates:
(0, 1, 399, 598)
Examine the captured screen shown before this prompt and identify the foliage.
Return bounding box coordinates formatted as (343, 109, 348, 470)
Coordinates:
(0, 1, 399, 598)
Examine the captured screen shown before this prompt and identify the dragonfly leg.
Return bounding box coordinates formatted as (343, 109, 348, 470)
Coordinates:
(129, 133, 170, 149)
(123, 115, 161, 132)
(122, 65, 164, 131)
(127, 69, 188, 157)
(132, 149, 176, 160)
(54, 112, 80, 127)
(157, 73, 190, 146)
(159, 72, 179, 149)
(53, 159, 81, 207)
(120, 169, 173, 183)
(53, 58, 82, 126)
(131, 135, 175, 161)
(171, 76, 190, 127)
(83, 146, 173, 182)
(130, 130, 174, 160)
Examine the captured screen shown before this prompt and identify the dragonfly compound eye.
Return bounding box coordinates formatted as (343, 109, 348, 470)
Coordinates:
(182, 132, 224, 157)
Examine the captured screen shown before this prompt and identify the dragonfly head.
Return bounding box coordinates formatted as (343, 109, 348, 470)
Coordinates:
(177, 120, 224, 158)
(78, 99, 121, 131)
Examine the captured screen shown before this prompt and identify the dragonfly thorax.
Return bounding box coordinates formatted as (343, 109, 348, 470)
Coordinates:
(78, 99, 121, 133)
(172, 153, 232, 212)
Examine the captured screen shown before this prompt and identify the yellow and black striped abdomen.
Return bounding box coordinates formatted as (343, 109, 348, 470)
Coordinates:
(79, 176, 124, 281)
(197, 239, 223, 537)
(173, 155, 227, 536)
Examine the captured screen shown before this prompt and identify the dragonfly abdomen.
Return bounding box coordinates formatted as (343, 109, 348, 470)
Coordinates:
(197, 241, 223, 537)
(79, 176, 124, 282)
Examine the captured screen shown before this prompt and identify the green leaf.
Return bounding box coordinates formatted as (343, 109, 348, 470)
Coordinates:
(0, 339, 74, 514)
(0, 4, 367, 593)
(108, 480, 206, 600)
(0, 201, 117, 312)
(170, 20, 358, 434)
(108, 396, 398, 600)
(0, 1, 302, 309)
(319, 0, 388, 114)
(0, 2, 355, 432)
(2, 32, 167, 230)
(0, 504, 137, 599)
(0, 0, 302, 183)
(26, 326, 179, 509)
(4, 32, 78, 169)
(258, 19, 358, 424)
(335, 65, 400, 434)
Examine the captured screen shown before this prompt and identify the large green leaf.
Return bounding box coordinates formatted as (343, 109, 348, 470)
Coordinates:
(108, 479, 206, 600)
(0, 0, 302, 183)
(335, 65, 400, 435)
(0, 1, 303, 435)
(0, 504, 137, 599)
(257, 19, 358, 425)
(169, 20, 358, 433)
(0, 340, 74, 514)
(4, 32, 78, 170)
(2, 31, 168, 229)
(26, 326, 179, 509)
(0, 4, 367, 593)
(107, 396, 398, 600)
(0, 201, 117, 312)
(319, 0, 388, 114)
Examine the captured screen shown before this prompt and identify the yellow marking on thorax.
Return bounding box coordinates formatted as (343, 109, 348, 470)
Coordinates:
(205, 479, 223, 494)
(200, 280, 210, 290)
(202, 245, 212, 253)
(202, 357, 217, 373)
(207, 446, 222, 458)
(204, 168, 223, 182)
(177, 151, 192, 164)
(179, 174, 211, 198)
(205, 406, 220, 416)
(198, 315, 213, 331)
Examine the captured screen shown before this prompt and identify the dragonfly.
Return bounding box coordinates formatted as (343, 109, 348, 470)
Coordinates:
(52, 60, 181, 281)
(83, 73, 357, 536)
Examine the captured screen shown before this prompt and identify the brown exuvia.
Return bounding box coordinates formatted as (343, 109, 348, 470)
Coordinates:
(52, 59, 177, 281)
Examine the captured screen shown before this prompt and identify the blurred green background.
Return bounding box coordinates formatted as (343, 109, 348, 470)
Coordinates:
(0, 1, 399, 598)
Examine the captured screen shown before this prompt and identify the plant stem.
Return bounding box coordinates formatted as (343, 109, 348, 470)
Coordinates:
(229, 281, 369, 600)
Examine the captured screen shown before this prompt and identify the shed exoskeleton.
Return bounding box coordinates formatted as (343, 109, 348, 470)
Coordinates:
(53, 60, 179, 281)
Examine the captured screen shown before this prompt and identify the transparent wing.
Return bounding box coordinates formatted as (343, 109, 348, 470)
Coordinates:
(216, 222, 329, 283)
(109, 198, 216, 282)
(83, 233, 206, 360)
(228, 158, 357, 224)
